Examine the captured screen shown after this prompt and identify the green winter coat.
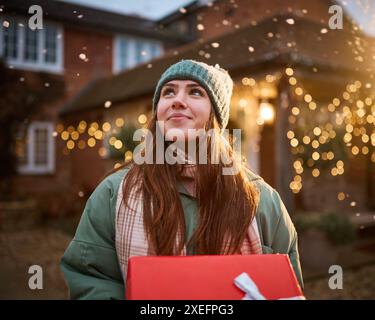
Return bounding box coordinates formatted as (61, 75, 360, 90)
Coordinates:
(60, 168, 304, 299)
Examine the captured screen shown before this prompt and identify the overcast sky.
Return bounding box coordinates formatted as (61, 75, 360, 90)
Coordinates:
(59, 0, 375, 35)
(337, 0, 375, 35)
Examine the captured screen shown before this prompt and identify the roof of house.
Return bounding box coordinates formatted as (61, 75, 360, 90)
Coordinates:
(1, 0, 190, 43)
(59, 12, 375, 116)
(158, 0, 201, 25)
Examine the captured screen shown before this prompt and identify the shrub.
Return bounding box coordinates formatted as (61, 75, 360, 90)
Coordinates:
(293, 212, 356, 245)
(318, 212, 356, 245)
(108, 123, 140, 160)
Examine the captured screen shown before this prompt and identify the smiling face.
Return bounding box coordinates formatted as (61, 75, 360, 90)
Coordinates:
(156, 80, 212, 140)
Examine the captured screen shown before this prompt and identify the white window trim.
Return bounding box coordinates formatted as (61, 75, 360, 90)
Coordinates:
(0, 15, 64, 74)
(113, 35, 132, 73)
(113, 34, 163, 73)
(112, 35, 121, 73)
(18, 121, 55, 175)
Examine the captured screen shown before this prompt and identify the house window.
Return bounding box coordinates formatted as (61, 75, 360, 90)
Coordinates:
(0, 16, 63, 73)
(135, 41, 144, 64)
(44, 25, 58, 63)
(3, 18, 18, 59)
(150, 43, 161, 58)
(113, 35, 163, 73)
(17, 122, 55, 174)
(118, 37, 129, 71)
(24, 27, 38, 62)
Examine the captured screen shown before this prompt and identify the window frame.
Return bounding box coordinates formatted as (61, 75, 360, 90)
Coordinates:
(0, 15, 64, 74)
(113, 34, 163, 73)
(18, 121, 56, 175)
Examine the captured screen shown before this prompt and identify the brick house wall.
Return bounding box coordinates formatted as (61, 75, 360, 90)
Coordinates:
(63, 26, 113, 98)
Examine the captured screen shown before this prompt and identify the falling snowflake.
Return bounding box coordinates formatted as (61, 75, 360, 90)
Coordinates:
(197, 24, 205, 31)
(79, 53, 86, 60)
(3, 20, 9, 28)
(286, 18, 295, 25)
(104, 101, 112, 108)
(248, 46, 255, 53)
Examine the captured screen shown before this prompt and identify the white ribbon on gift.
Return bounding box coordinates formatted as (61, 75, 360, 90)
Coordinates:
(234, 272, 306, 300)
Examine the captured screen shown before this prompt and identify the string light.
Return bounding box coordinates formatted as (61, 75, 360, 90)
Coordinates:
(87, 138, 96, 147)
(115, 118, 125, 127)
(337, 192, 345, 201)
(138, 114, 147, 124)
(94, 130, 103, 140)
(71, 131, 79, 140)
(114, 140, 123, 150)
(61, 131, 69, 141)
(78, 140, 86, 150)
(285, 68, 294, 76)
(312, 168, 320, 177)
(66, 140, 75, 150)
(287, 130, 295, 139)
(289, 77, 297, 85)
(98, 147, 107, 157)
(102, 122, 111, 132)
(56, 124, 64, 133)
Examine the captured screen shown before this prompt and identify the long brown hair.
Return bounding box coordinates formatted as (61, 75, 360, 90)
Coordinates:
(111, 113, 260, 255)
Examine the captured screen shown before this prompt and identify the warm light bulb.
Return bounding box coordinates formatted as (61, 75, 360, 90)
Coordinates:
(259, 102, 275, 123)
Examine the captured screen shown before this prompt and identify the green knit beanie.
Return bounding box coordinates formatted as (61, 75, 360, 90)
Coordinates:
(152, 59, 233, 129)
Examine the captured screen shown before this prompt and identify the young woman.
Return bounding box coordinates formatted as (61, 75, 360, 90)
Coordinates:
(61, 59, 303, 299)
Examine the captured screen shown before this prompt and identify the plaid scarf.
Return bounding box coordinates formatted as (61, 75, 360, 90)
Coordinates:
(115, 166, 262, 280)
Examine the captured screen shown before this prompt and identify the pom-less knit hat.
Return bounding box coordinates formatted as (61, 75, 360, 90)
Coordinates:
(152, 59, 233, 129)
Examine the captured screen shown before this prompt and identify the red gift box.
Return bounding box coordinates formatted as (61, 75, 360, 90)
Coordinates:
(126, 254, 304, 300)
